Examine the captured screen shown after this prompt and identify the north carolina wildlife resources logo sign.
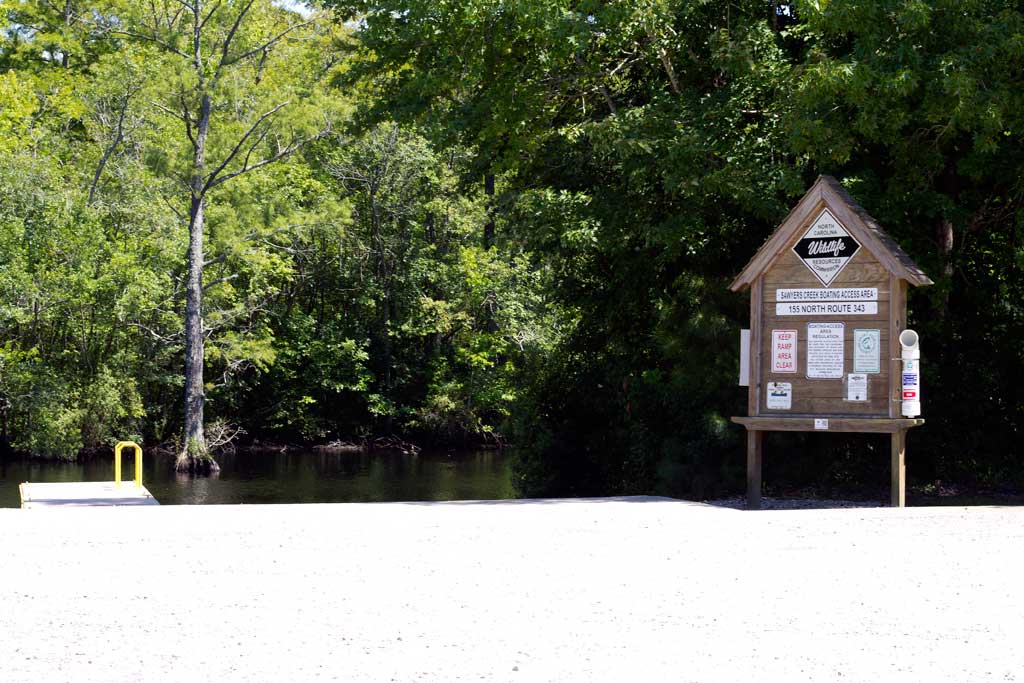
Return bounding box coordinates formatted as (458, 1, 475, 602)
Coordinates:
(792, 209, 860, 287)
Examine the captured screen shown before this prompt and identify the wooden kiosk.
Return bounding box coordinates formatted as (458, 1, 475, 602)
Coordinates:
(730, 176, 932, 509)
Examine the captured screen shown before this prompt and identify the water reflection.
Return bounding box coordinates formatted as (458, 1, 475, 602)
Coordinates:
(0, 449, 514, 507)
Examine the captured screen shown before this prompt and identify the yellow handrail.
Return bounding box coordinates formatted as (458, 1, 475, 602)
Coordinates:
(114, 441, 143, 488)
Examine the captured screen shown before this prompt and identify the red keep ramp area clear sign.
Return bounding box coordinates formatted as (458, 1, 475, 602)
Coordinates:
(771, 329, 798, 373)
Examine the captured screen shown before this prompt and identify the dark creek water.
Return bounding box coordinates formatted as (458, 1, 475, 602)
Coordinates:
(0, 449, 515, 508)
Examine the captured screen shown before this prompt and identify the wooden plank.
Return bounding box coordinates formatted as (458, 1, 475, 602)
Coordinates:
(761, 392, 888, 415)
(746, 430, 763, 510)
(762, 254, 888, 286)
(758, 380, 888, 398)
(20, 481, 160, 508)
(762, 314, 890, 329)
(762, 399, 886, 416)
(731, 416, 924, 433)
(749, 276, 763, 416)
(891, 430, 907, 507)
(762, 262, 891, 288)
(763, 319, 892, 333)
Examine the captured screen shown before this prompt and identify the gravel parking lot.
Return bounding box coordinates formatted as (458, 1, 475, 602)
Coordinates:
(1, 498, 1021, 682)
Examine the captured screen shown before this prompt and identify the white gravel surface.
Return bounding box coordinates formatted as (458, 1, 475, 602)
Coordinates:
(1, 497, 1022, 683)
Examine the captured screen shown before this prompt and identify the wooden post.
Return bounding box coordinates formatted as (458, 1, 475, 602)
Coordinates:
(890, 429, 906, 507)
(746, 430, 763, 510)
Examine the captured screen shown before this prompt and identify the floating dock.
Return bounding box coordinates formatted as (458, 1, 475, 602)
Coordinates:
(18, 440, 159, 508)
(19, 481, 159, 508)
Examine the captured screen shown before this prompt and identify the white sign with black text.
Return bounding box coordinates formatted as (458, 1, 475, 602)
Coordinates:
(776, 288, 877, 302)
(807, 322, 845, 379)
(766, 382, 792, 410)
(846, 373, 868, 402)
(776, 301, 878, 316)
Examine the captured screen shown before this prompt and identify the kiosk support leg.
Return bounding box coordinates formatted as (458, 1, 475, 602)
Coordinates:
(746, 430, 763, 510)
(890, 430, 906, 508)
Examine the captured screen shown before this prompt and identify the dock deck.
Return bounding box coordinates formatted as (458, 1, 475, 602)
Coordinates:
(19, 482, 160, 508)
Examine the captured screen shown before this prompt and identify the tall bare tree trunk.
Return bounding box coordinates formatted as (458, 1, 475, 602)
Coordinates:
(178, 92, 217, 472)
(381, 292, 393, 435)
(125, 0, 321, 473)
(181, 195, 209, 469)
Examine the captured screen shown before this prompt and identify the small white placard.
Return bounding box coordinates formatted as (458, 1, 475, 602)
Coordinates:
(847, 373, 868, 402)
(853, 329, 881, 373)
(739, 329, 750, 386)
(776, 288, 878, 302)
(776, 302, 878, 316)
(766, 382, 792, 410)
(771, 329, 798, 374)
(814, 418, 829, 430)
(807, 322, 845, 379)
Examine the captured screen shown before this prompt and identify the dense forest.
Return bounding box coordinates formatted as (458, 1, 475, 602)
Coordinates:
(1, 1, 1021, 496)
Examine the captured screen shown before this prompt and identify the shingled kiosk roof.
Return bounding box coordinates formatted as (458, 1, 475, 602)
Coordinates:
(729, 175, 933, 292)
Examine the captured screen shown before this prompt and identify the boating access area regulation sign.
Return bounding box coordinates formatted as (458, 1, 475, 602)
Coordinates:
(792, 209, 860, 287)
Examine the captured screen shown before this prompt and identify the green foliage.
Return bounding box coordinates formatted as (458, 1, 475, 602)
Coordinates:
(786, 0, 1024, 486)
(2, 0, 1023, 503)
(334, 0, 1024, 498)
(236, 123, 551, 444)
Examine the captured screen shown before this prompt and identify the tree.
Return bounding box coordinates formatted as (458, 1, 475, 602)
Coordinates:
(332, 0, 1024, 496)
(329, 0, 802, 496)
(789, 0, 1024, 485)
(107, 0, 342, 470)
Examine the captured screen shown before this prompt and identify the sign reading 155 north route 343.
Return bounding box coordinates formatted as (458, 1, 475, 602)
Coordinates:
(792, 209, 860, 287)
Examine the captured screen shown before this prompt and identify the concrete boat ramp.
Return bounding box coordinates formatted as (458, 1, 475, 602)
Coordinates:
(2, 498, 1022, 682)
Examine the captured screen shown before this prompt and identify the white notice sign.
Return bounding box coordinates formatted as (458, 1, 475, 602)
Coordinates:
(766, 382, 792, 410)
(807, 322, 845, 379)
(771, 329, 798, 373)
(776, 288, 877, 302)
(853, 329, 881, 373)
(847, 373, 868, 401)
(776, 302, 878, 316)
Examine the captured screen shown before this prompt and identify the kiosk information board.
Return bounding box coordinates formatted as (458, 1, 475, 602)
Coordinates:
(729, 176, 933, 509)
